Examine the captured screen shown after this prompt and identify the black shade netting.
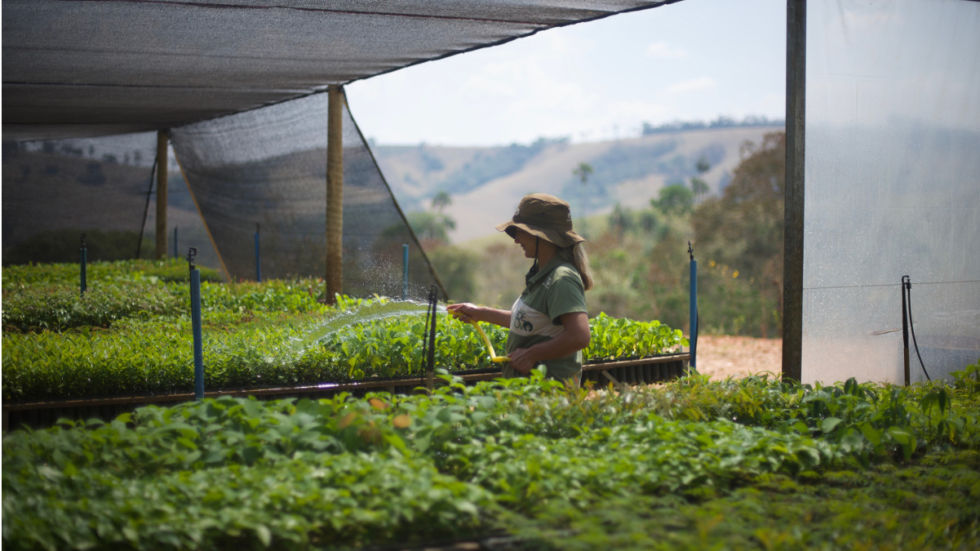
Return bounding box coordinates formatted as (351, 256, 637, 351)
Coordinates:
(2, 133, 158, 264)
(3, 0, 670, 140)
(170, 92, 445, 300)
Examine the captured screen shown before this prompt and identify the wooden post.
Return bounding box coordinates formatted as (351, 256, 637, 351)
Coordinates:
(326, 86, 344, 303)
(155, 129, 169, 259)
(782, 0, 805, 382)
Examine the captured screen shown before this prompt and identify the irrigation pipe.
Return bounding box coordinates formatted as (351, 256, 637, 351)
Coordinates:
(902, 275, 932, 384)
(470, 321, 509, 363)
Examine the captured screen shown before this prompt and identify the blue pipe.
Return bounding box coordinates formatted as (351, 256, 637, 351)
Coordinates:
(688, 243, 698, 371)
(188, 248, 204, 399)
(254, 223, 262, 282)
(402, 243, 409, 300)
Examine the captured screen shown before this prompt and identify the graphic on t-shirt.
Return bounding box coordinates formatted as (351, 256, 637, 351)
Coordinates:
(510, 297, 562, 338)
(513, 309, 533, 332)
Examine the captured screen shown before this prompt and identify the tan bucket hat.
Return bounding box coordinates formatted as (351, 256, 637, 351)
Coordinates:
(496, 193, 585, 248)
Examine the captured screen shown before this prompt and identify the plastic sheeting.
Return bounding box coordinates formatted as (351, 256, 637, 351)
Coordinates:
(170, 92, 445, 299)
(803, 0, 980, 384)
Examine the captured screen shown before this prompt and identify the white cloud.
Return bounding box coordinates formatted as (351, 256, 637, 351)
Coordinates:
(645, 41, 687, 59)
(665, 77, 716, 95)
(347, 0, 786, 146)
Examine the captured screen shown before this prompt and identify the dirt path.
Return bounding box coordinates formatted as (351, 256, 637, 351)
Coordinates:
(693, 335, 782, 380)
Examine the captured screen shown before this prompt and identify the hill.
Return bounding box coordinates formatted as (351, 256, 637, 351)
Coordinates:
(373, 125, 783, 243)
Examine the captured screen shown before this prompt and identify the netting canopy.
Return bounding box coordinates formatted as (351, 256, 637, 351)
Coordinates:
(1, 134, 168, 264)
(3, 0, 673, 141)
(802, 0, 980, 384)
(1, 95, 448, 299)
(3, 0, 675, 299)
(170, 92, 444, 297)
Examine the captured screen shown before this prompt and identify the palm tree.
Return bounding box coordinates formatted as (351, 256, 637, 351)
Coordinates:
(571, 162, 594, 235)
(431, 190, 452, 213)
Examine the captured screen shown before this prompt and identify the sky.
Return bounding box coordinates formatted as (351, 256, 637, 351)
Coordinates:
(346, 0, 786, 147)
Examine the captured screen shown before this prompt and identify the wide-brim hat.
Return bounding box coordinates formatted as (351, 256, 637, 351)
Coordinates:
(495, 193, 585, 248)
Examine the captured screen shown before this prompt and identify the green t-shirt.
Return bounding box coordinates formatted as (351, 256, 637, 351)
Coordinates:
(504, 257, 588, 381)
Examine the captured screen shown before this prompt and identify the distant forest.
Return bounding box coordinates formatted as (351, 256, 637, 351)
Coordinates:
(641, 115, 784, 135)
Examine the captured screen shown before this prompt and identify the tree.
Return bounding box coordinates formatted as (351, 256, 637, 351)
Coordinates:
(431, 191, 451, 213)
(690, 157, 711, 202)
(652, 183, 694, 216)
(572, 162, 593, 185)
(693, 132, 785, 336)
(429, 246, 478, 301)
(608, 203, 634, 236)
(571, 162, 595, 234)
(406, 211, 455, 246)
(694, 133, 784, 275)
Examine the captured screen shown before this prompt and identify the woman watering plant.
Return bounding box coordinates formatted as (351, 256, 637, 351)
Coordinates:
(448, 193, 593, 386)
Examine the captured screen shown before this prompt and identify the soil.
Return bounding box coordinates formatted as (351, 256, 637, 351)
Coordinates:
(693, 335, 782, 380)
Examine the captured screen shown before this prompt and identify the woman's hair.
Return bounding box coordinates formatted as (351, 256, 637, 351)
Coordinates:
(559, 242, 594, 291)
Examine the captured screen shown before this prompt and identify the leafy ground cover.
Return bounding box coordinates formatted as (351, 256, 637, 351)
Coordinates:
(3, 365, 979, 550)
(2, 260, 686, 403)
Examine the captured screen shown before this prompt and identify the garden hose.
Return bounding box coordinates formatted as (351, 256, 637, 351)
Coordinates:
(470, 321, 509, 363)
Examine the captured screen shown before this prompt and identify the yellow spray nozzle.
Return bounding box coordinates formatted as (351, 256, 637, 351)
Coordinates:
(470, 321, 509, 363)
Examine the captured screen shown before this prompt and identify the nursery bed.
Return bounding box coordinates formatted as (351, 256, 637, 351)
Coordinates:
(2, 353, 689, 430)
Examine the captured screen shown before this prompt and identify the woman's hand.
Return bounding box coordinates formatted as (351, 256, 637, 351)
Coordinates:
(447, 303, 512, 327)
(507, 346, 539, 374)
(507, 312, 590, 374)
(446, 302, 479, 323)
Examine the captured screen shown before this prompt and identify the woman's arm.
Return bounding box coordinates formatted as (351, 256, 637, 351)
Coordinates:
(508, 311, 590, 374)
(446, 302, 511, 327)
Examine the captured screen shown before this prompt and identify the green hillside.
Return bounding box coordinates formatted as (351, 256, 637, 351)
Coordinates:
(415, 130, 787, 338)
(374, 124, 782, 243)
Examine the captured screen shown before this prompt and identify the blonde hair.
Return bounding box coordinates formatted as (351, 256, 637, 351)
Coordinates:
(559, 242, 594, 291)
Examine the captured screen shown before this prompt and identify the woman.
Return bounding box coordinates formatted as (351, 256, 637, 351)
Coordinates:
(448, 193, 593, 385)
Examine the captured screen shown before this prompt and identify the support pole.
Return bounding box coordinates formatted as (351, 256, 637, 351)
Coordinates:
(136, 157, 159, 259)
(326, 86, 344, 304)
(402, 244, 409, 300)
(255, 223, 262, 282)
(80, 234, 88, 297)
(155, 130, 169, 259)
(188, 248, 204, 400)
(424, 286, 438, 391)
(688, 242, 698, 371)
(782, 0, 806, 382)
(901, 275, 911, 386)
